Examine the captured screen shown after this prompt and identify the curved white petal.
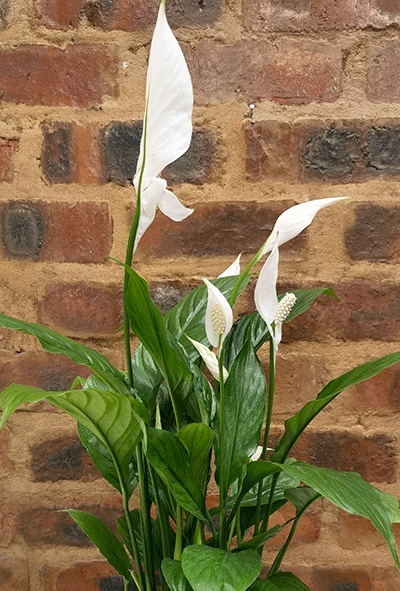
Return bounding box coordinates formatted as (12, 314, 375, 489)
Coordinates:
(136, 0, 193, 188)
(254, 242, 279, 330)
(134, 177, 166, 251)
(261, 197, 347, 256)
(203, 278, 233, 349)
(218, 253, 242, 278)
(158, 188, 194, 221)
(187, 336, 228, 382)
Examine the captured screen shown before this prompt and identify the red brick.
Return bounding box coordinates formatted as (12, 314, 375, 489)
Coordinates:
(36, 0, 223, 30)
(312, 568, 372, 591)
(339, 513, 400, 552)
(39, 283, 123, 336)
(0, 45, 117, 107)
(18, 503, 122, 547)
(368, 41, 400, 104)
(185, 39, 341, 105)
(283, 282, 400, 343)
(293, 430, 396, 483)
(0, 139, 17, 182)
(30, 435, 99, 482)
(0, 555, 29, 591)
(264, 500, 321, 549)
(0, 351, 91, 393)
(136, 201, 307, 259)
(40, 561, 123, 591)
(351, 364, 400, 413)
(243, 0, 370, 32)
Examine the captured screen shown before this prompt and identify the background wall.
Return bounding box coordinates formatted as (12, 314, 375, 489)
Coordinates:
(1, 0, 400, 589)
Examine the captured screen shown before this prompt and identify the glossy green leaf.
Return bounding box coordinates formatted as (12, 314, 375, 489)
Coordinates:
(162, 558, 194, 591)
(0, 314, 130, 394)
(181, 546, 262, 591)
(145, 426, 207, 521)
(278, 461, 400, 568)
(249, 572, 311, 590)
(285, 486, 321, 513)
(176, 423, 214, 492)
(271, 352, 400, 464)
(213, 340, 267, 490)
(233, 525, 283, 552)
(64, 509, 132, 580)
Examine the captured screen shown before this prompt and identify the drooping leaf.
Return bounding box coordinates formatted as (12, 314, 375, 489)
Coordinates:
(64, 509, 132, 580)
(181, 546, 262, 591)
(162, 558, 194, 591)
(213, 340, 267, 491)
(249, 572, 311, 591)
(277, 461, 400, 569)
(272, 352, 400, 464)
(0, 314, 130, 394)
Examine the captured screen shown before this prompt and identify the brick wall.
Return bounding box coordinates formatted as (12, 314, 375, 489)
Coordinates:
(1, 0, 400, 589)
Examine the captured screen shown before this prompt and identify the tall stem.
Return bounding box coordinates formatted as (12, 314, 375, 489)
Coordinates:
(217, 339, 227, 549)
(137, 443, 155, 591)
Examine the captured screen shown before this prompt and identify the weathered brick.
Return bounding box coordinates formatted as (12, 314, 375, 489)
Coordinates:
(18, 504, 122, 547)
(339, 513, 400, 552)
(149, 281, 192, 315)
(40, 561, 136, 591)
(294, 430, 396, 483)
(36, 0, 222, 30)
(312, 568, 372, 591)
(367, 125, 400, 174)
(243, 0, 370, 32)
(0, 45, 117, 107)
(101, 121, 142, 186)
(164, 127, 216, 185)
(369, 41, 400, 104)
(0, 351, 91, 392)
(283, 282, 400, 343)
(137, 202, 307, 259)
(0, 555, 29, 591)
(186, 39, 341, 105)
(0, 427, 12, 478)
(345, 204, 400, 263)
(351, 364, 400, 413)
(0, 504, 17, 547)
(0, 0, 10, 29)
(39, 284, 123, 336)
(0, 138, 17, 182)
(30, 435, 98, 482)
(0, 201, 111, 262)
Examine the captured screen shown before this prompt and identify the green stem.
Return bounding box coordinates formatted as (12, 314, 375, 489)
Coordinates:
(174, 505, 183, 560)
(137, 444, 155, 591)
(217, 338, 227, 549)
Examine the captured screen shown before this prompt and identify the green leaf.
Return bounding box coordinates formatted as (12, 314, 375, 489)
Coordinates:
(162, 558, 194, 591)
(181, 546, 262, 591)
(213, 340, 267, 490)
(145, 426, 207, 521)
(116, 509, 143, 562)
(271, 352, 400, 464)
(277, 461, 400, 569)
(249, 572, 311, 590)
(285, 486, 321, 513)
(0, 314, 130, 395)
(233, 525, 283, 552)
(176, 423, 214, 492)
(64, 509, 132, 580)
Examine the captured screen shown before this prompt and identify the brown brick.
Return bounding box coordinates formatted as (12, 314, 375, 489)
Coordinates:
(283, 282, 400, 343)
(339, 513, 400, 552)
(0, 45, 117, 107)
(0, 351, 91, 393)
(368, 41, 400, 104)
(264, 500, 321, 549)
(1, 201, 111, 262)
(36, 0, 223, 30)
(312, 568, 372, 591)
(0, 139, 17, 182)
(40, 284, 123, 336)
(294, 430, 396, 483)
(243, 0, 370, 32)
(186, 39, 341, 105)
(136, 201, 307, 259)
(345, 204, 400, 263)
(351, 364, 400, 413)
(101, 121, 142, 186)
(0, 555, 29, 591)
(164, 127, 217, 185)
(0, 427, 12, 478)
(0, 504, 17, 547)
(149, 281, 193, 315)
(40, 561, 125, 591)
(30, 435, 98, 482)
(18, 503, 122, 547)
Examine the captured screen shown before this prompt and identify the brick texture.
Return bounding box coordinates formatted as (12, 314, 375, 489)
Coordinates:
(0, 201, 111, 262)
(351, 364, 400, 412)
(30, 435, 98, 482)
(0, 45, 117, 107)
(39, 284, 123, 336)
(312, 568, 372, 591)
(0, 427, 12, 478)
(0, 0, 10, 29)
(36, 0, 223, 30)
(40, 561, 135, 591)
(0, 139, 17, 182)
(0, 555, 29, 591)
(369, 41, 400, 104)
(186, 39, 341, 105)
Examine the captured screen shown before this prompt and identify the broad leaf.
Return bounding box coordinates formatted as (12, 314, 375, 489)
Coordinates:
(145, 426, 207, 521)
(249, 573, 311, 591)
(0, 314, 130, 394)
(162, 558, 194, 591)
(181, 546, 262, 591)
(278, 461, 400, 569)
(176, 423, 214, 492)
(213, 340, 267, 491)
(271, 352, 400, 464)
(64, 509, 132, 580)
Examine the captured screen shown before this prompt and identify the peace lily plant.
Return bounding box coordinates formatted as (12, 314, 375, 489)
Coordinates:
(2, 2, 400, 590)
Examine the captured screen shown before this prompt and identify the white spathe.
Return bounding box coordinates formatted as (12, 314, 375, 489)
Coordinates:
(133, 0, 194, 251)
(187, 336, 229, 383)
(203, 278, 233, 351)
